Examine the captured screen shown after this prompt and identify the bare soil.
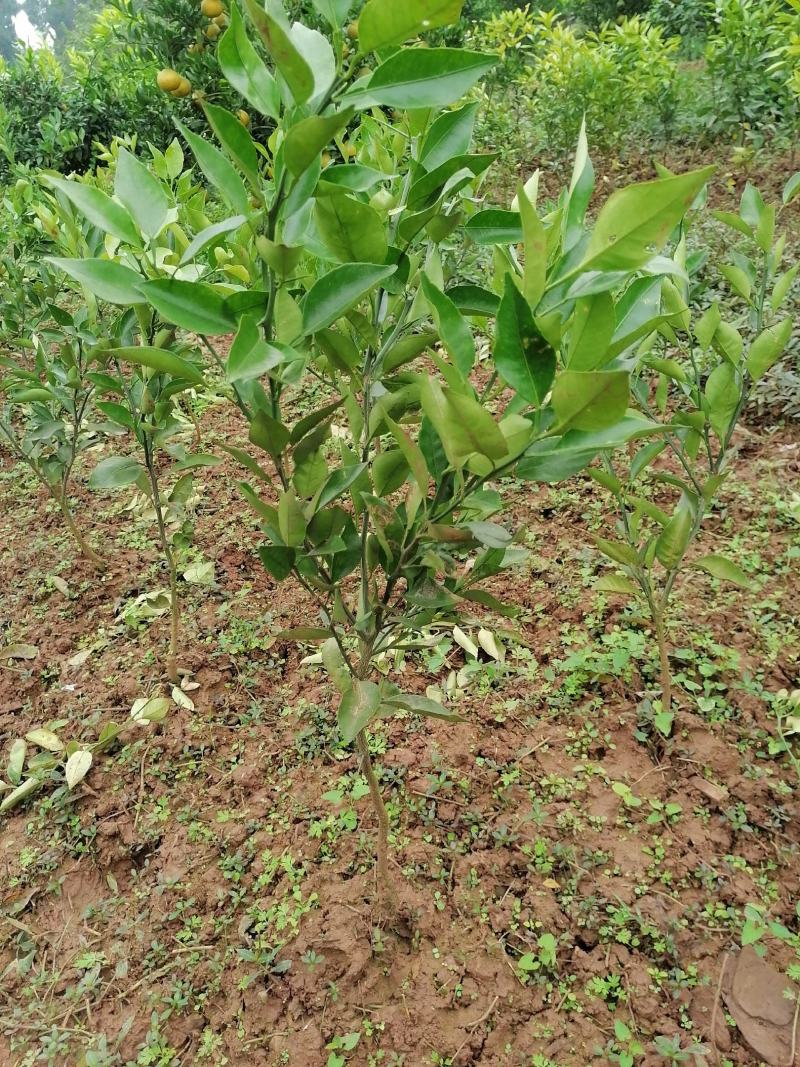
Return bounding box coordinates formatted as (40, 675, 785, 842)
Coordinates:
(0, 381, 799, 1066)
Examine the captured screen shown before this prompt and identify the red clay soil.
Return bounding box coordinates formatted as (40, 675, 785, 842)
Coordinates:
(0, 395, 799, 1065)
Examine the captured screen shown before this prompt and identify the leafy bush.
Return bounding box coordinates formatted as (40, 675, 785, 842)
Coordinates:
(0, 0, 251, 180)
(473, 10, 681, 160)
(704, 0, 798, 141)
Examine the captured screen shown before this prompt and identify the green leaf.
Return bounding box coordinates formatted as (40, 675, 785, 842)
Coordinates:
(315, 193, 388, 263)
(694, 302, 721, 351)
(312, 0, 352, 27)
(244, 0, 314, 105)
(783, 171, 800, 206)
(227, 314, 277, 381)
(383, 691, 462, 721)
(278, 488, 306, 546)
(65, 750, 93, 790)
(354, 48, 497, 109)
(218, 3, 280, 120)
(420, 102, 478, 171)
(285, 109, 353, 177)
(47, 177, 140, 245)
(655, 497, 694, 570)
(704, 362, 739, 443)
(316, 463, 368, 508)
(359, 0, 463, 51)
(518, 182, 546, 309)
(551, 370, 629, 432)
(385, 414, 429, 491)
(178, 123, 251, 215)
(111, 346, 205, 384)
(576, 166, 715, 274)
(301, 263, 395, 335)
(515, 414, 658, 482)
(337, 680, 381, 743)
(139, 279, 236, 336)
(746, 319, 792, 380)
(249, 409, 290, 459)
(114, 146, 170, 240)
(180, 215, 248, 266)
(494, 275, 555, 405)
(89, 456, 145, 489)
(595, 574, 639, 596)
(567, 292, 614, 371)
(258, 544, 295, 580)
(7, 739, 25, 784)
(45, 257, 145, 306)
(203, 102, 261, 189)
(446, 284, 499, 317)
(421, 275, 475, 376)
(464, 209, 522, 245)
(419, 377, 507, 467)
(692, 554, 754, 589)
(0, 777, 43, 814)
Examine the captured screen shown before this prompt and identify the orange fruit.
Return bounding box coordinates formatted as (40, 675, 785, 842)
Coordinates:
(156, 68, 181, 92)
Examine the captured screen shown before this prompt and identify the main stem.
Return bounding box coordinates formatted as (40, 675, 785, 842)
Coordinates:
(355, 729, 397, 913)
(654, 610, 672, 718)
(56, 485, 104, 569)
(144, 447, 180, 684)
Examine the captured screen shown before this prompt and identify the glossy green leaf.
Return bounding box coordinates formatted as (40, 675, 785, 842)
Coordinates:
(655, 497, 694, 570)
(227, 317, 283, 382)
(301, 263, 395, 334)
(421, 275, 474, 376)
(244, 0, 314, 105)
(516, 414, 658, 482)
(595, 574, 639, 596)
(179, 215, 248, 266)
(551, 370, 629, 432)
(114, 146, 170, 240)
(704, 361, 739, 442)
(278, 487, 306, 546)
(359, 0, 463, 51)
(203, 102, 261, 189)
(337, 680, 381, 743)
(89, 455, 145, 489)
(692, 554, 754, 589)
(355, 48, 497, 109)
(316, 463, 368, 508)
(577, 166, 715, 274)
(218, 3, 280, 119)
(111, 346, 205, 384)
(46, 257, 145, 306)
(419, 377, 507, 467)
(249, 409, 290, 459)
(285, 109, 353, 176)
(518, 182, 546, 308)
(47, 177, 140, 245)
(568, 292, 615, 370)
(464, 209, 522, 245)
(178, 122, 251, 215)
(746, 319, 792, 380)
(419, 101, 478, 171)
(384, 690, 462, 721)
(494, 275, 554, 405)
(315, 193, 388, 263)
(139, 279, 236, 336)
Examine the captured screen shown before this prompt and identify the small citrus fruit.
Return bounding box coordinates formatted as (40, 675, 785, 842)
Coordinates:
(200, 0, 223, 15)
(156, 68, 181, 92)
(171, 77, 192, 97)
(237, 109, 250, 126)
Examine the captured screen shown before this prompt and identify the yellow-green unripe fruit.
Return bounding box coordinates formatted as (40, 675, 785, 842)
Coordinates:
(157, 68, 181, 92)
